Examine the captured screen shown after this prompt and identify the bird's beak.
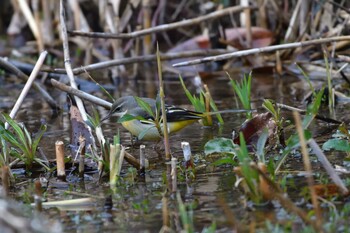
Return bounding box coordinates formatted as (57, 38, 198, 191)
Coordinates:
(100, 112, 112, 123)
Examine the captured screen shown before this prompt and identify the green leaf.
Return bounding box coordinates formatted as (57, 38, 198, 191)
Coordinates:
(117, 114, 143, 123)
(179, 75, 195, 104)
(209, 97, 224, 124)
(32, 124, 47, 155)
(134, 96, 155, 118)
(212, 157, 237, 166)
(2, 114, 28, 148)
(322, 139, 350, 152)
(138, 125, 156, 140)
(262, 99, 277, 118)
(296, 63, 315, 94)
(204, 137, 237, 156)
(256, 128, 269, 163)
(236, 132, 249, 163)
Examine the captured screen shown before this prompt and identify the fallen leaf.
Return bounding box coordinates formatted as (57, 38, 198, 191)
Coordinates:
(233, 112, 277, 146)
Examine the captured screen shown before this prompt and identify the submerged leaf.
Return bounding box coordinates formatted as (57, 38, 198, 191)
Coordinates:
(322, 139, 350, 152)
(204, 137, 237, 156)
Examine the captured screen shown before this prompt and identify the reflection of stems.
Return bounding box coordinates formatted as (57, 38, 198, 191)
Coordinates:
(293, 111, 322, 230)
(251, 163, 322, 232)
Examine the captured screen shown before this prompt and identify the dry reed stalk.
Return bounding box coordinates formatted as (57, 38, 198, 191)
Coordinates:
(0, 57, 58, 109)
(257, 0, 268, 28)
(244, 8, 252, 48)
(275, 50, 282, 75)
(34, 180, 42, 212)
(156, 43, 171, 160)
(140, 144, 146, 171)
(203, 84, 213, 126)
(181, 142, 191, 163)
(109, 144, 118, 187)
(55, 141, 66, 180)
(6, 51, 47, 129)
(172, 35, 350, 67)
(142, 0, 152, 55)
(69, 6, 249, 39)
(50, 79, 112, 108)
(17, 0, 44, 51)
(124, 151, 141, 169)
(105, 2, 125, 78)
(293, 111, 322, 229)
(171, 157, 177, 192)
(41, 0, 54, 43)
(161, 193, 170, 230)
(284, 0, 302, 42)
(59, 0, 89, 122)
(51, 49, 228, 75)
(132, 25, 142, 77)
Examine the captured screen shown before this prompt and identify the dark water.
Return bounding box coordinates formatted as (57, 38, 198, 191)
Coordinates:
(1, 68, 347, 232)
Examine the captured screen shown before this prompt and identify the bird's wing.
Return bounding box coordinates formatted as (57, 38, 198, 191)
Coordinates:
(165, 106, 202, 122)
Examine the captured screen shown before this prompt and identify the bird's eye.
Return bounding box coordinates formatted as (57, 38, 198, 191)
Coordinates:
(114, 106, 121, 112)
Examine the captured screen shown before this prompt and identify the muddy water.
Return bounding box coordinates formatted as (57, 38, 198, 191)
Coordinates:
(1, 69, 345, 232)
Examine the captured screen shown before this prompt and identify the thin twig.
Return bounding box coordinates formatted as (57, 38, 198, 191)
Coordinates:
(6, 51, 47, 129)
(60, 0, 89, 122)
(17, 0, 44, 51)
(276, 103, 341, 124)
(48, 49, 229, 75)
(50, 79, 112, 109)
(308, 139, 349, 195)
(172, 35, 350, 67)
(0, 57, 59, 109)
(68, 6, 250, 39)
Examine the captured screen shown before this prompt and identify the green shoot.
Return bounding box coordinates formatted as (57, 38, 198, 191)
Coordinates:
(296, 63, 315, 95)
(303, 87, 325, 129)
(179, 75, 223, 125)
(0, 113, 48, 170)
(229, 72, 252, 119)
(235, 133, 262, 203)
(109, 133, 125, 188)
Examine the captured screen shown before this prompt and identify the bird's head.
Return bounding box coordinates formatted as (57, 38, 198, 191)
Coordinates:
(100, 96, 133, 122)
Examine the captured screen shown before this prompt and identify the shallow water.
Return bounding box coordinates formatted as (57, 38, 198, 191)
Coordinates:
(1, 68, 348, 232)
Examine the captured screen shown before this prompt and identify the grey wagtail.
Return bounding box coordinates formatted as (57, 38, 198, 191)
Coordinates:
(101, 96, 249, 141)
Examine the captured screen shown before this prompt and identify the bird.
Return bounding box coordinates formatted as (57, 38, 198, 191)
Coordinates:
(101, 96, 249, 141)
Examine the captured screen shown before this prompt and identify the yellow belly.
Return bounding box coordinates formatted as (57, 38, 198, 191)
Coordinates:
(121, 119, 198, 141)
